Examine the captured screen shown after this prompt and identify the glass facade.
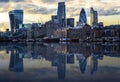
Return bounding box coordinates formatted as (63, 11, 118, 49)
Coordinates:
(90, 8, 98, 27)
(9, 11, 15, 32)
(9, 10, 23, 32)
(67, 18, 74, 27)
(79, 8, 87, 25)
(57, 2, 66, 28)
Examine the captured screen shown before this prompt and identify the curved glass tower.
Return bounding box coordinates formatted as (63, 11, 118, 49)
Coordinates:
(79, 8, 87, 25)
(9, 10, 23, 32)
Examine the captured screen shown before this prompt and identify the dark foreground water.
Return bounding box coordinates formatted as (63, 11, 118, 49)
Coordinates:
(0, 42, 120, 82)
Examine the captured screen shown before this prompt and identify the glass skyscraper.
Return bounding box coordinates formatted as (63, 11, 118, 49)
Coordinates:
(57, 2, 66, 28)
(79, 8, 87, 25)
(90, 7, 94, 26)
(9, 10, 23, 32)
(90, 7, 98, 27)
(51, 15, 58, 24)
(93, 11, 98, 26)
(67, 18, 74, 27)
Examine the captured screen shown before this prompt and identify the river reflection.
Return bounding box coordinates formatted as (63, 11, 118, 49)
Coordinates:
(0, 42, 120, 82)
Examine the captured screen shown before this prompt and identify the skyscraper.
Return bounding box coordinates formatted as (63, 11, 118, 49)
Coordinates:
(90, 7, 94, 26)
(51, 15, 58, 24)
(93, 11, 98, 26)
(9, 10, 23, 32)
(9, 11, 15, 32)
(90, 8, 98, 27)
(67, 18, 74, 27)
(57, 2, 66, 28)
(79, 8, 87, 25)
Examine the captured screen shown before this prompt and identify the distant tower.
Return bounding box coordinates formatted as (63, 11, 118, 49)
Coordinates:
(93, 11, 98, 26)
(57, 2, 66, 28)
(90, 7, 94, 26)
(79, 8, 87, 25)
(67, 18, 74, 27)
(9, 11, 15, 32)
(9, 10, 23, 32)
(51, 15, 58, 24)
(90, 7, 98, 27)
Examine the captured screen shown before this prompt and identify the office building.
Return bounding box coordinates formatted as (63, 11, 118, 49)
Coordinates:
(51, 15, 59, 24)
(90, 8, 98, 27)
(9, 10, 23, 32)
(79, 8, 87, 25)
(57, 2, 66, 28)
(90, 7, 94, 26)
(67, 18, 74, 27)
(93, 11, 98, 26)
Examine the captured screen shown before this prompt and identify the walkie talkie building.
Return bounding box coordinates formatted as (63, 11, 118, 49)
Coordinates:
(9, 10, 23, 32)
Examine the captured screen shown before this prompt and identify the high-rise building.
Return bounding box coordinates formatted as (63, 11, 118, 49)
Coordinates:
(9, 11, 15, 32)
(9, 10, 23, 32)
(93, 11, 98, 26)
(98, 22, 104, 28)
(57, 2, 66, 28)
(67, 18, 74, 27)
(90, 7, 94, 26)
(90, 8, 98, 27)
(79, 8, 87, 25)
(51, 15, 59, 24)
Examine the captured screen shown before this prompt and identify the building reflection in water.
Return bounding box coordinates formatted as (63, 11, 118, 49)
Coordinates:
(67, 55, 74, 64)
(78, 55, 87, 74)
(57, 55, 66, 80)
(9, 49, 23, 72)
(0, 42, 119, 79)
(90, 55, 98, 74)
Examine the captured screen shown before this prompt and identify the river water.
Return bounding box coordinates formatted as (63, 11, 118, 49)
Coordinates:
(0, 42, 120, 82)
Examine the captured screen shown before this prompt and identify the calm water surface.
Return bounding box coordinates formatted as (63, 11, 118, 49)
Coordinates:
(0, 42, 120, 82)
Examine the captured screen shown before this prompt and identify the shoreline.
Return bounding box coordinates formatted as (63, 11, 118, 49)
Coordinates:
(0, 39, 120, 43)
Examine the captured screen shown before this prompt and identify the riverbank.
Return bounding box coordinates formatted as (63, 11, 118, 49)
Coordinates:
(0, 38, 120, 43)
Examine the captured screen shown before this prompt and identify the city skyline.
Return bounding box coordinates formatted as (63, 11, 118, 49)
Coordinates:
(0, 0, 120, 31)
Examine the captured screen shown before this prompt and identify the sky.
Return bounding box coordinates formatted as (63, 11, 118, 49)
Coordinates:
(0, 0, 120, 31)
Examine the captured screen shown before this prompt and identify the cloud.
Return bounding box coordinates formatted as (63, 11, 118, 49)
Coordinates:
(12, 0, 26, 2)
(0, 3, 15, 12)
(0, 0, 120, 31)
(0, 0, 9, 2)
(0, 0, 27, 2)
(0, 0, 119, 16)
(28, 7, 56, 14)
(98, 8, 120, 16)
(41, 0, 57, 3)
(21, 4, 56, 14)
